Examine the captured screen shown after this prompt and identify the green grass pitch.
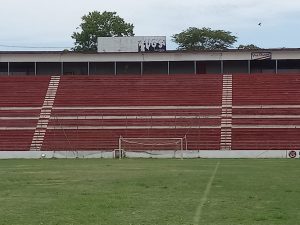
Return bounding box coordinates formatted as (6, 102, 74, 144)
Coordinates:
(0, 158, 299, 225)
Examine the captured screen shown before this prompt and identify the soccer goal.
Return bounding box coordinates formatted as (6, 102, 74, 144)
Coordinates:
(118, 136, 187, 159)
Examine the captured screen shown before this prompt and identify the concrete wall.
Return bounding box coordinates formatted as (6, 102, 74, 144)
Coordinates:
(223, 60, 248, 74)
(143, 62, 168, 74)
(0, 150, 298, 159)
(37, 62, 61, 75)
(169, 61, 194, 74)
(89, 62, 115, 75)
(0, 62, 8, 75)
(63, 62, 88, 75)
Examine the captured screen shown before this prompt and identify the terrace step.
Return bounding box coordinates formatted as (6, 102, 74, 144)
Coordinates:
(220, 74, 233, 150)
(30, 75, 61, 151)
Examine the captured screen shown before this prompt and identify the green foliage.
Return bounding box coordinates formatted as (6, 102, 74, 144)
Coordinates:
(172, 27, 237, 50)
(238, 44, 261, 50)
(72, 11, 134, 52)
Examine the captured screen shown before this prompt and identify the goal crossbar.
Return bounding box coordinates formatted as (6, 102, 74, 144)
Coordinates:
(118, 136, 186, 152)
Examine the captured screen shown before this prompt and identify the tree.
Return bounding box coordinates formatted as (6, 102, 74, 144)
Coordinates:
(172, 27, 237, 50)
(72, 11, 134, 52)
(238, 44, 260, 50)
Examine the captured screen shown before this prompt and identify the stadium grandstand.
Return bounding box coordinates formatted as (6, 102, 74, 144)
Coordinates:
(1, 38, 300, 158)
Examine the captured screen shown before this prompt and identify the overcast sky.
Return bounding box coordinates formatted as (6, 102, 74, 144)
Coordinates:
(0, 0, 300, 51)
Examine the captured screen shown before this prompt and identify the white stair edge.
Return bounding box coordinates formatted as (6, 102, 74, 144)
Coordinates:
(30, 75, 60, 151)
(220, 74, 233, 151)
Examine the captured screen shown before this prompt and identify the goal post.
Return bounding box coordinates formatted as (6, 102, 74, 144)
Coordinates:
(113, 148, 125, 159)
(118, 136, 187, 159)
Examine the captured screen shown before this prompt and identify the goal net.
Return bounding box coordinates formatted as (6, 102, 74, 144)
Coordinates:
(118, 137, 185, 152)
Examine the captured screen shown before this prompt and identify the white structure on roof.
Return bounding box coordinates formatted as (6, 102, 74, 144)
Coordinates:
(97, 36, 166, 53)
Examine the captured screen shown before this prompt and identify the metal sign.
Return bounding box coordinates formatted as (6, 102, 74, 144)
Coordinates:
(251, 52, 272, 60)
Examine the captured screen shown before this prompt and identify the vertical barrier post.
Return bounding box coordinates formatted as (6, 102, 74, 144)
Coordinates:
(180, 138, 184, 160)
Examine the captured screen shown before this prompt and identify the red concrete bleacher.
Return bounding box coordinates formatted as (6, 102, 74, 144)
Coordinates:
(54, 75, 222, 106)
(0, 76, 50, 107)
(0, 76, 50, 151)
(1, 73, 300, 151)
(232, 128, 300, 150)
(233, 74, 300, 105)
(0, 130, 34, 151)
(43, 75, 222, 151)
(232, 74, 300, 150)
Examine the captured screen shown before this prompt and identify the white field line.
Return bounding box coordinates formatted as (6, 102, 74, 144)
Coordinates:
(193, 161, 220, 225)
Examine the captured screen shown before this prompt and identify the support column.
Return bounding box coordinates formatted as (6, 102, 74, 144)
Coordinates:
(61, 62, 63, 75)
(34, 62, 37, 76)
(221, 60, 224, 74)
(248, 60, 251, 74)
